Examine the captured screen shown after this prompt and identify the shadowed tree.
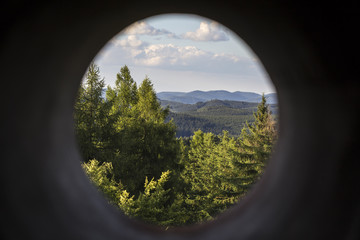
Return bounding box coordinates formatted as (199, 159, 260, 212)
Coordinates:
(74, 62, 106, 162)
(239, 94, 277, 173)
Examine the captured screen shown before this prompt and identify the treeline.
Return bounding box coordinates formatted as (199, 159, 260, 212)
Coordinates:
(169, 111, 254, 137)
(161, 100, 278, 137)
(74, 63, 277, 227)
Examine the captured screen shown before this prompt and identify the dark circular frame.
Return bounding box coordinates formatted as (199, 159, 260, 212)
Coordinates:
(1, 1, 359, 239)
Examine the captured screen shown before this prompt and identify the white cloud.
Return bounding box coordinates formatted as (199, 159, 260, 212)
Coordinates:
(182, 21, 229, 42)
(118, 21, 229, 42)
(114, 35, 146, 48)
(122, 21, 176, 37)
(136, 44, 208, 66)
(93, 16, 273, 93)
(98, 33, 256, 76)
(108, 35, 146, 60)
(115, 39, 249, 74)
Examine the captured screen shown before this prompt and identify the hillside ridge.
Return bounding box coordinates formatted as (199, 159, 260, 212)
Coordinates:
(157, 90, 277, 104)
(160, 98, 278, 137)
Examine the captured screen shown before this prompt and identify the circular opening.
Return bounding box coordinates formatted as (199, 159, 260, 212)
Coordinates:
(74, 14, 278, 228)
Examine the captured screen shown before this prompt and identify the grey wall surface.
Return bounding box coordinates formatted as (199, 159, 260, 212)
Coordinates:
(1, 0, 359, 239)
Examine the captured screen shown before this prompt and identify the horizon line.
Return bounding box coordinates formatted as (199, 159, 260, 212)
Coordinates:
(156, 89, 277, 94)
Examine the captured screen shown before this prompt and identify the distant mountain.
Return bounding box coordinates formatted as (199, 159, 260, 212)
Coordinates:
(161, 99, 278, 116)
(157, 90, 277, 104)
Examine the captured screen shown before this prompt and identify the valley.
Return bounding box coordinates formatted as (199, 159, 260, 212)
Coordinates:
(158, 91, 278, 137)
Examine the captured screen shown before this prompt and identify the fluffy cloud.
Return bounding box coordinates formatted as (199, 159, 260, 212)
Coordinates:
(136, 44, 208, 66)
(122, 21, 176, 37)
(182, 21, 229, 42)
(113, 35, 146, 48)
(120, 20, 228, 42)
(113, 35, 249, 74)
(108, 35, 147, 60)
(94, 17, 271, 92)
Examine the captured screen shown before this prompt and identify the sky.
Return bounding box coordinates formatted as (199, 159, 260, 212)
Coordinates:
(92, 14, 276, 94)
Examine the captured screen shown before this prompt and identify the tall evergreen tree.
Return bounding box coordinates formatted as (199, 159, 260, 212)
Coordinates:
(74, 63, 106, 162)
(115, 65, 138, 112)
(136, 76, 169, 122)
(239, 94, 277, 171)
(104, 69, 180, 195)
(179, 130, 242, 224)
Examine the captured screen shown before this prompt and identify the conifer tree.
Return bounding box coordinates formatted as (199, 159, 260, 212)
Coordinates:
(128, 170, 174, 226)
(104, 69, 179, 195)
(82, 159, 122, 205)
(136, 76, 169, 122)
(239, 94, 277, 171)
(178, 130, 250, 224)
(82, 160, 175, 226)
(74, 63, 106, 162)
(115, 65, 138, 112)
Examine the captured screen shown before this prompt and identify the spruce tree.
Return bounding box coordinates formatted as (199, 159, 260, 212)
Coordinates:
(74, 63, 106, 162)
(136, 76, 169, 122)
(115, 65, 138, 112)
(105, 69, 179, 195)
(239, 94, 277, 173)
(179, 130, 251, 224)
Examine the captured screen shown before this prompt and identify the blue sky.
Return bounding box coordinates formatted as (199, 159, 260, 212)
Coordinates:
(93, 14, 275, 94)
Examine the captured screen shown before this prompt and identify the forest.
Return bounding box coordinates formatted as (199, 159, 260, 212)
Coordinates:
(159, 95, 278, 138)
(74, 63, 278, 227)
(165, 101, 278, 137)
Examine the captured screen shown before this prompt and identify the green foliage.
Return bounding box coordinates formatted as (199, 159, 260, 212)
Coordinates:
(74, 63, 108, 162)
(128, 170, 174, 226)
(109, 71, 179, 194)
(239, 94, 277, 169)
(137, 77, 169, 122)
(82, 159, 123, 205)
(75, 65, 277, 227)
(82, 160, 176, 226)
(178, 130, 261, 224)
(115, 65, 138, 111)
(75, 65, 180, 195)
(162, 99, 278, 137)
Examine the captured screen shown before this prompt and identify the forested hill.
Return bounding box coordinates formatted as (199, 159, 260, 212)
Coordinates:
(160, 99, 278, 137)
(161, 99, 261, 112)
(157, 90, 277, 104)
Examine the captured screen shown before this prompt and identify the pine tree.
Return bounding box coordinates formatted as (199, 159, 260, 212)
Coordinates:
(82, 160, 175, 226)
(104, 69, 180, 195)
(136, 76, 169, 122)
(128, 170, 174, 226)
(239, 94, 277, 173)
(82, 159, 122, 205)
(74, 63, 106, 162)
(115, 65, 138, 112)
(178, 130, 250, 224)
